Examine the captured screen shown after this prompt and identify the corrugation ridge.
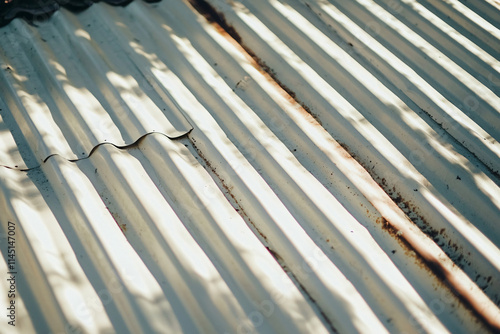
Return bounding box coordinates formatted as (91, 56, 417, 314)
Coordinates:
(0, 255, 36, 333)
(418, 0, 500, 56)
(0, 21, 74, 166)
(94, 2, 352, 330)
(240, 0, 500, 227)
(0, 85, 37, 170)
(189, 138, 389, 333)
(13, 19, 101, 158)
(55, 5, 193, 139)
(284, 0, 500, 242)
(183, 134, 340, 333)
(85, 4, 195, 137)
(1, 137, 209, 334)
(0, 173, 69, 334)
(86, 131, 340, 332)
(29, 124, 486, 333)
(459, 0, 500, 30)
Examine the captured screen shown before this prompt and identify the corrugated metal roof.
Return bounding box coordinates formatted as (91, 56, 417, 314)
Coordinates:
(0, 1, 192, 169)
(0, 0, 499, 333)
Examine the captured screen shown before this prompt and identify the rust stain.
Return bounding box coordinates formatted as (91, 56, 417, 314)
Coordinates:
(332, 141, 499, 324)
(187, 0, 242, 44)
(372, 214, 498, 322)
(189, 137, 268, 243)
(109, 211, 127, 235)
(187, 0, 323, 128)
(187, 0, 499, 327)
(189, 136, 340, 331)
(102, 197, 127, 235)
(338, 141, 474, 272)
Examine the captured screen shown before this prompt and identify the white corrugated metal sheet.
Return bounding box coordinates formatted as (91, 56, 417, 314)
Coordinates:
(0, 0, 499, 333)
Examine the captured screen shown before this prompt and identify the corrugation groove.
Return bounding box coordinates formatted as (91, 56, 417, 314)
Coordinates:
(0, 0, 499, 333)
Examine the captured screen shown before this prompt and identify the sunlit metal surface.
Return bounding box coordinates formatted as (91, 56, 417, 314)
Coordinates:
(0, 0, 499, 333)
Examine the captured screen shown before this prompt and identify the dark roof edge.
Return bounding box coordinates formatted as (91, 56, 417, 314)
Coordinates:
(0, 0, 160, 27)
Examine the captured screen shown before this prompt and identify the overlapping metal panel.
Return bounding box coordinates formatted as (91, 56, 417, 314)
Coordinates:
(0, 3, 192, 169)
(0, 0, 499, 333)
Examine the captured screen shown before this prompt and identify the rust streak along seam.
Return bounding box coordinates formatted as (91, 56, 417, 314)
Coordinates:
(188, 136, 338, 333)
(187, 0, 500, 330)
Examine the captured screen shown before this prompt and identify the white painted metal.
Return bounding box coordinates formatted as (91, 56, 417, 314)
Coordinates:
(198, 0, 500, 324)
(0, 10, 192, 169)
(0, 135, 331, 334)
(0, 0, 499, 333)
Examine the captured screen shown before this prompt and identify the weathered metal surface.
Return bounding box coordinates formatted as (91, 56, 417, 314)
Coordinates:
(194, 0, 500, 327)
(0, 0, 499, 333)
(0, 5, 192, 169)
(0, 134, 335, 334)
